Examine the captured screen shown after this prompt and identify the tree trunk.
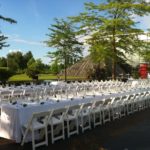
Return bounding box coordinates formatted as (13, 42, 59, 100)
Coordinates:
(112, 30, 117, 80)
(112, 55, 116, 80)
(64, 52, 67, 82)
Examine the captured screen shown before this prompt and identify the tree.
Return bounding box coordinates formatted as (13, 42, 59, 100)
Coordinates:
(36, 59, 45, 72)
(0, 15, 17, 24)
(7, 51, 24, 72)
(23, 51, 33, 68)
(139, 32, 150, 64)
(50, 60, 61, 74)
(26, 58, 40, 80)
(0, 67, 13, 84)
(0, 34, 9, 49)
(0, 15, 17, 50)
(70, 0, 150, 79)
(45, 18, 83, 81)
(0, 57, 7, 67)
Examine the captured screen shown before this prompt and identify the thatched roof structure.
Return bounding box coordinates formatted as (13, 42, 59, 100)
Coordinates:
(59, 56, 127, 79)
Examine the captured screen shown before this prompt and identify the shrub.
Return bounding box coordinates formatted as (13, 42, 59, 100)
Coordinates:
(0, 67, 14, 84)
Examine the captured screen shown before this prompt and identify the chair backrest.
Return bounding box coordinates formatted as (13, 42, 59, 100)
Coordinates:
(92, 100, 103, 108)
(79, 102, 92, 114)
(81, 102, 92, 109)
(111, 97, 121, 105)
(120, 95, 129, 103)
(11, 89, 23, 97)
(66, 104, 81, 117)
(49, 107, 67, 121)
(0, 90, 11, 101)
(26, 111, 50, 129)
(102, 98, 112, 106)
(68, 104, 81, 111)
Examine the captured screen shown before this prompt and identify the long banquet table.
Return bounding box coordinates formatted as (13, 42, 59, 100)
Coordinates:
(0, 88, 149, 143)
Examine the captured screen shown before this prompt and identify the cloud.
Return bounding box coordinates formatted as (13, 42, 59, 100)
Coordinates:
(7, 34, 45, 46)
(8, 49, 22, 53)
(140, 15, 150, 30)
(11, 38, 45, 46)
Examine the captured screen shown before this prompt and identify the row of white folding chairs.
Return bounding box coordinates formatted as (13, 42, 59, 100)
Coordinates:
(20, 90, 150, 150)
(43, 82, 126, 100)
(1, 80, 150, 103)
(20, 98, 115, 150)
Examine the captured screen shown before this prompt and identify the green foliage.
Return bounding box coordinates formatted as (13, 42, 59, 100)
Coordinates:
(69, 0, 150, 79)
(131, 67, 139, 79)
(45, 18, 83, 81)
(0, 67, 14, 83)
(50, 60, 62, 74)
(26, 59, 40, 80)
(27, 58, 35, 67)
(139, 33, 150, 63)
(0, 57, 7, 67)
(0, 34, 9, 49)
(0, 51, 49, 74)
(4, 51, 34, 73)
(0, 15, 17, 24)
(0, 14, 17, 50)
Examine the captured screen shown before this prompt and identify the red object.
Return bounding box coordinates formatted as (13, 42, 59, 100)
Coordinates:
(139, 63, 148, 79)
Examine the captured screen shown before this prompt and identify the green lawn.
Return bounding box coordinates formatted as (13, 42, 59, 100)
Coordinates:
(8, 74, 86, 82)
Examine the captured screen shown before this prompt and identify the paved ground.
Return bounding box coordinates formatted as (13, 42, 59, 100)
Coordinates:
(1, 108, 150, 150)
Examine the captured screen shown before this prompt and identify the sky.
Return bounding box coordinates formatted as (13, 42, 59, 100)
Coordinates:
(0, 0, 150, 64)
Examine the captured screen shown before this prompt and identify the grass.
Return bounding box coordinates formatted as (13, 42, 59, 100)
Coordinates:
(9, 74, 31, 81)
(8, 73, 86, 82)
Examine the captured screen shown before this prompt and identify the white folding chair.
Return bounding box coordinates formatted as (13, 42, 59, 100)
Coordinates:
(0, 90, 11, 104)
(48, 107, 67, 144)
(65, 104, 80, 138)
(111, 97, 121, 120)
(91, 100, 103, 128)
(23, 88, 35, 101)
(119, 95, 129, 117)
(126, 94, 135, 115)
(101, 98, 112, 124)
(79, 102, 92, 133)
(66, 84, 78, 100)
(21, 111, 50, 150)
(11, 89, 23, 99)
(132, 93, 141, 112)
(144, 91, 150, 108)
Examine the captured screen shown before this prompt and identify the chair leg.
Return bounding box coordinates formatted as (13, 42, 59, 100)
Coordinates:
(21, 128, 29, 146)
(76, 119, 79, 134)
(45, 126, 48, 146)
(67, 120, 70, 138)
(51, 125, 54, 144)
(32, 130, 35, 150)
(62, 122, 65, 140)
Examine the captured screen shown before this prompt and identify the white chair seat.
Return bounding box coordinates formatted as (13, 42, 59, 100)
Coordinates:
(23, 121, 45, 130)
(50, 116, 63, 125)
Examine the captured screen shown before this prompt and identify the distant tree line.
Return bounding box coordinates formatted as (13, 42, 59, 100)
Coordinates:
(0, 50, 68, 82)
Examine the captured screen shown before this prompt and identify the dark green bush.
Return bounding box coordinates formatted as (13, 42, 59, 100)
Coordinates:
(0, 67, 14, 84)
